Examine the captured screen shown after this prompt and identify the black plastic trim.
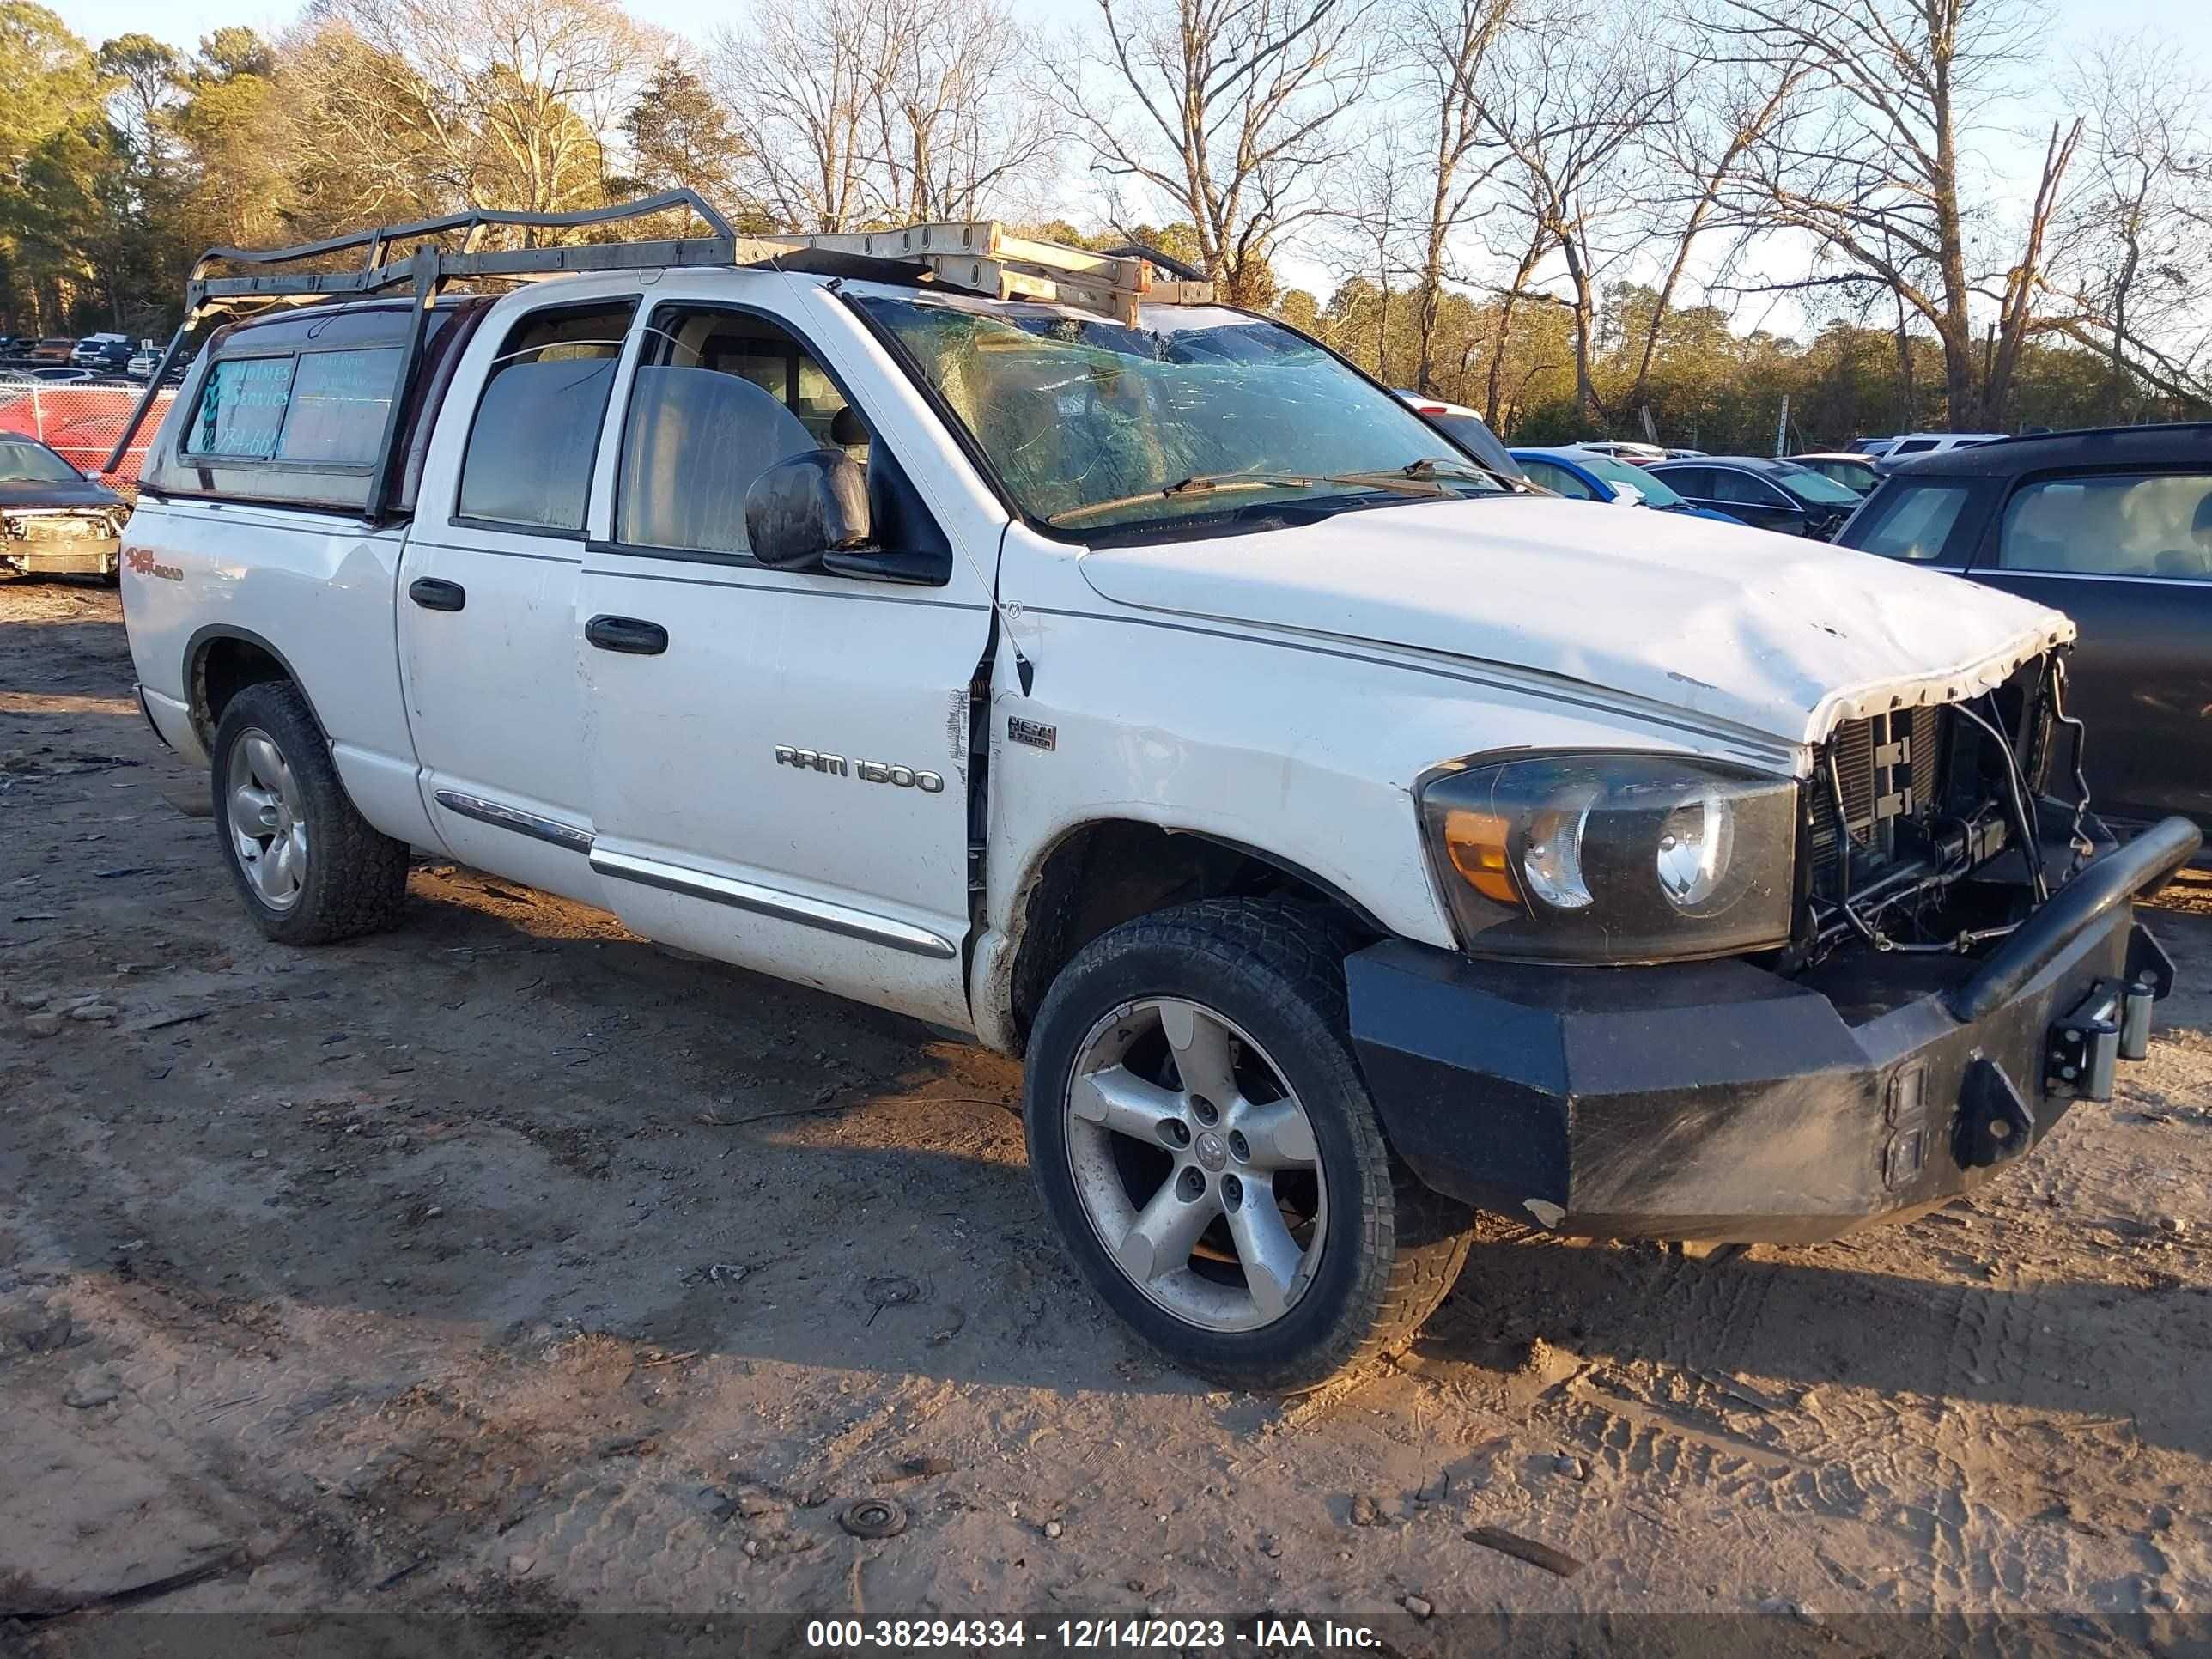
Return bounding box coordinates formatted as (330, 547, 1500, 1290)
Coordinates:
(181, 623, 331, 747)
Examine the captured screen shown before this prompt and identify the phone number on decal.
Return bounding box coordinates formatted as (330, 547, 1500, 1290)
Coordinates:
(805, 1620, 1237, 1650)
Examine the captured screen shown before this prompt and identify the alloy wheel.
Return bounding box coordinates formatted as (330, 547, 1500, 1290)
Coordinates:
(226, 728, 308, 910)
(1064, 997, 1328, 1333)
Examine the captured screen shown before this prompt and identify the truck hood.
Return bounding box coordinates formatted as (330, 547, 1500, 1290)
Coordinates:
(1075, 498, 2075, 748)
(0, 479, 122, 511)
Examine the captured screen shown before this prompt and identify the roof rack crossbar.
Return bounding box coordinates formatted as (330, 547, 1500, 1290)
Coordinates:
(187, 190, 734, 289)
(106, 198, 1217, 489)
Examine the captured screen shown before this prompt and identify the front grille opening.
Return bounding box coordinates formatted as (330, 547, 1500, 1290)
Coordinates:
(1798, 658, 2063, 963)
(1809, 704, 1944, 901)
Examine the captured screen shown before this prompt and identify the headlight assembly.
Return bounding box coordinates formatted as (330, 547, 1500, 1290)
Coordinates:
(1419, 752, 1797, 963)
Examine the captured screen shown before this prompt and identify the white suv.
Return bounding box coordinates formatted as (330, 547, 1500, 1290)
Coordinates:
(112, 200, 2197, 1389)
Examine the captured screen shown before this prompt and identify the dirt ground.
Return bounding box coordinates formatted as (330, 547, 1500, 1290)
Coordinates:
(4, 580, 2211, 1647)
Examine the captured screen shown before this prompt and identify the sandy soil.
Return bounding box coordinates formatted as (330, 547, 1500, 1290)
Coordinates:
(3, 581, 2210, 1644)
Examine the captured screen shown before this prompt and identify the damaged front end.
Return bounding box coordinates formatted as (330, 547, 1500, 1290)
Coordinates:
(2, 506, 125, 578)
(1346, 652, 2201, 1243)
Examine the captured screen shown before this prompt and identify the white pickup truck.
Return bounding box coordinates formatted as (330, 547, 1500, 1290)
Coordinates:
(114, 200, 2198, 1390)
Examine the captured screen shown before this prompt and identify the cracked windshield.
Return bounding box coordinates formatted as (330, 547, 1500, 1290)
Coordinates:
(854, 295, 1509, 533)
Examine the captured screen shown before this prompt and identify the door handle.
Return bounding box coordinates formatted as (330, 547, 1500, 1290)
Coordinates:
(408, 576, 466, 612)
(586, 615, 668, 655)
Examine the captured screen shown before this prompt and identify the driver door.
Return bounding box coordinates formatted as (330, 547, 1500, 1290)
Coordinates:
(575, 280, 996, 1030)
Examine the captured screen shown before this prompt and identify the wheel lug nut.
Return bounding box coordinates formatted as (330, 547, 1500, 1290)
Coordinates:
(1191, 1097, 1219, 1126)
(1228, 1131, 1249, 1162)
(1222, 1175, 1243, 1210)
(1177, 1167, 1206, 1201)
(1163, 1121, 1191, 1147)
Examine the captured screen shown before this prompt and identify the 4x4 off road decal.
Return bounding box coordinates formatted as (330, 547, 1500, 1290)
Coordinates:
(773, 746, 945, 794)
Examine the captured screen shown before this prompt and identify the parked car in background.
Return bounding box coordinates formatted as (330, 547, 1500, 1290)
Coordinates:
(27, 338, 74, 363)
(1836, 422, 2212, 839)
(1790, 453, 1881, 495)
(28, 367, 96, 382)
(1510, 446, 1737, 522)
(1853, 435, 1898, 459)
(1664, 447, 1709, 459)
(1393, 391, 1526, 482)
(1875, 431, 2007, 473)
(71, 334, 133, 374)
(1643, 456, 1865, 538)
(1572, 439, 1668, 465)
(126, 346, 161, 380)
(0, 434, 126, 580)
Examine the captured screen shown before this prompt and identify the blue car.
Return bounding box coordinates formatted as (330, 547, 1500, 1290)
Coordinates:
(1510, 447, 1739, 523)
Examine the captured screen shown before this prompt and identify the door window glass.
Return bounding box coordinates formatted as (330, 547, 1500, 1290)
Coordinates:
(1522, 459, 1595, 500)
(1711, 469, 1787, 507)
(1891, 438, 1937, 456)
(616, 307, 868, 558)
(1657, 466, 1711, 497)
(457, 302, 635, 532)
(1999, 473, 2212, 579)
(1847, 482, 1977, 562)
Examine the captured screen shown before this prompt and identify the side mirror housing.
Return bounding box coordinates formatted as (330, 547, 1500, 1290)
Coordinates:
(744, 448, 871, 571)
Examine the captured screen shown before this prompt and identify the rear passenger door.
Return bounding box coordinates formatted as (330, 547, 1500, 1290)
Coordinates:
(398, 294, 636, 902)
(1966, 467, 2212, 832)
(574, 279, 997, 1031)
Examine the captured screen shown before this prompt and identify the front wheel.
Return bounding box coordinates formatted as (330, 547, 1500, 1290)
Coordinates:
(1023, 900, 1473, 1392)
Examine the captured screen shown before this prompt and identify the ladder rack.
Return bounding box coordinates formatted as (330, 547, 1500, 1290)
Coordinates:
(104, 193, 1214, 487)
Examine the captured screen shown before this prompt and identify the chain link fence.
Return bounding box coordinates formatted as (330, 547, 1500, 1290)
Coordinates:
(0, 382, 175, 496)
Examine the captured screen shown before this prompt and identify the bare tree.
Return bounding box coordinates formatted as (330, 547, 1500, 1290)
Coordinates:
(2045, 37, 2212, 414)
(711, 0, 894, 232)
(1059, 0, 1378, 304)
(303, 0, 652, 222)
(1623, 33, 1806, 421)
(872, 0, 1064, 222)
(1474, 9, 1664, 419)
(1392, 0, 1518, 392)
(1707, 0, 2081, 429)
(714, 0, 1054, 233)
(1329, 121, 1421, 383)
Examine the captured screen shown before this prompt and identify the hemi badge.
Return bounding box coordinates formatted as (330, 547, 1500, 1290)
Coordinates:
(1008, 716, 1056, 751)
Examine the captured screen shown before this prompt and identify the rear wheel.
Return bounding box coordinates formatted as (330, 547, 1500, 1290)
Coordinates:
(210, 681, 410, 944)
(1024, 900, 1473, 1392)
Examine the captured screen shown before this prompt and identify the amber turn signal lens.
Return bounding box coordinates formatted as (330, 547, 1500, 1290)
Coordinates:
(1442, 807, 1523, 908)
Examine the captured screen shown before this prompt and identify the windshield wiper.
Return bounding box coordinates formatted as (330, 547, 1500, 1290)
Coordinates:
(1353, 456, 1520, 491)
(1047, 471, 1315, 526)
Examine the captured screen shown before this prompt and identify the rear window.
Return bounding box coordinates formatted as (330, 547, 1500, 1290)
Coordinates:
(182, 347, 404, 465)
(277, 349, 402, 465)
(1838, 480, 1984, 564)
(186, 357, 295, 459)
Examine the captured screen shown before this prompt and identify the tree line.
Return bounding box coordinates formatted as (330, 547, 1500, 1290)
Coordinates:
(2, 0, 2206, 448)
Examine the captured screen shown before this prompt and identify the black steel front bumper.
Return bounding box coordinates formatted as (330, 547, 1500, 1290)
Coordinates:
(1347, 817, 2202, 1243)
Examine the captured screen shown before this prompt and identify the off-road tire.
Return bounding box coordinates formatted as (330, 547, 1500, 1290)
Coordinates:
(210, 681, 410, 945)
(1023, 898, 1474, 1392)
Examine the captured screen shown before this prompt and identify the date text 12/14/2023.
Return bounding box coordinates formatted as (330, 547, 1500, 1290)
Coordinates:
(803, 1619, 1388, 1650)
